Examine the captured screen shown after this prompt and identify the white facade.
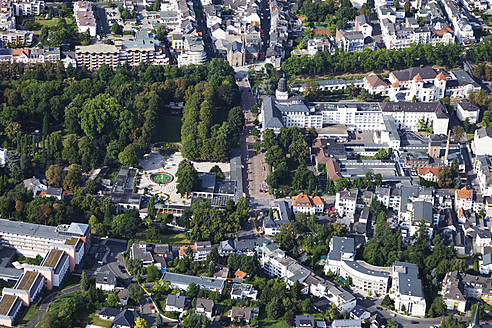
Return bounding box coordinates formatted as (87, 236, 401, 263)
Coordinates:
(335, 190, 358, 218)
(391, 262, 426, 317)
(456, 100, 479, 124)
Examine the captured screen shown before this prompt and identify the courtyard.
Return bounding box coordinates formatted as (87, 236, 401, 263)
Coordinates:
(137, 149, 230, 206)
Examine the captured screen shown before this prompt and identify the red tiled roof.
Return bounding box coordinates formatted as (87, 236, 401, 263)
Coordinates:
(418, 167, 439, 176)
(293, 193, 313, 207)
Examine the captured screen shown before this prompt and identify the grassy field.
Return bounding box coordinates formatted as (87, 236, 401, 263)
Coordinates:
(259, 317, 290, 328)
(17, 305, 39, 326)
(153, 116, 182, 143)
(86, 313, 112, 328)
(135, 230, 190, 244)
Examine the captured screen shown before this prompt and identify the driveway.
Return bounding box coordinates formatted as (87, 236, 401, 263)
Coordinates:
(94, 239, 133, 286)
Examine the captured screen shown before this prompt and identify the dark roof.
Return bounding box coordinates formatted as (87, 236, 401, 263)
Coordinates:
(295, 315, 315, 327)
(413, 201, 433, 224)
(112, 309, 139, 327)
(277, 77, 287, 93)
(476, 127, 492, 139)
(391, 66, 437, 81)
(380, 101, 448, 119)
(262, 96, 285, 130)
(166, 294, 188, 309)
(457, 99, 480, 112)
(196, 298, 214, 312)
(97, 307, 121, 317)
(278, 201, 293, 221)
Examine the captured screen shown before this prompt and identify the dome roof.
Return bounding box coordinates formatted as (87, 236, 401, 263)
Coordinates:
(277, 77, 287, 93)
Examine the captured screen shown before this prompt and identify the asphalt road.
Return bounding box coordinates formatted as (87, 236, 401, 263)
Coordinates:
(356, 297, 442, 328)
(95, 5, 111, 35)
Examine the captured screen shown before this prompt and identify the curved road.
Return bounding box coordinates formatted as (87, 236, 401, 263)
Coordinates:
(25, 284, 81, 328)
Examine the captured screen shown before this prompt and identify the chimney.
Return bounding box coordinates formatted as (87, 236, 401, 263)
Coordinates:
(444, 130, 451, 165)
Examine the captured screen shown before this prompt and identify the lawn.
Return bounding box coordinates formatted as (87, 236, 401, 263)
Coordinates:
(17, 305, 39, 326)
(135, 230, 191, 244)
(86, 313, 112, 328)
(152, 116, 182, 143)
(259, 317, 290, 328)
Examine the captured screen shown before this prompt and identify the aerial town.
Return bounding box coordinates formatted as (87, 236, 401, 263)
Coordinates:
(0, 0, 491, 326)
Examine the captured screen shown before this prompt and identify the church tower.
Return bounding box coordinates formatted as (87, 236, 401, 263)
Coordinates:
(276, 75, 288, 101)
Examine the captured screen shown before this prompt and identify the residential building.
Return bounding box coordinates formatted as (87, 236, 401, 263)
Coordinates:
(73, 1, 96, 36)
(335, 30, 365, 52)
(295, 315, 315, 328)
(95, 271, 116, 292)
(442, 271, 492, 309)
(293, 193, 324, 215)
(165, 293, 188, 312)
(480, 253, 492, 275)
(455, 187, 473, 211)
(336, 190, 358, 218)
(324, 237, 389, 296)
(263, 201, 293, 235)
(473, 128, 492, 157)
(97, 307, 122, 321)
(230, 306, 251, 323)
(331, 319, 362, 328)
(456, 99, 480, 124)
(355, 15, 373, 37)
(195, 298, 214, 318)
(161, 272, 225, 292)
(475, 155, 492, 197)
(391, 262, 426, 317)
(111, 309, 139, 328)
(131, 242, 154, 266)
(230, 283, 258, 300)
(12, 0, 44, 16)
(417, 167, 439, 182)
(75, 31, 168, 70)
(0, 29, 33, 44)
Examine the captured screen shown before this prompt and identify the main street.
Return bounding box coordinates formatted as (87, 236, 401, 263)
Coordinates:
(236, 69, 275, 218)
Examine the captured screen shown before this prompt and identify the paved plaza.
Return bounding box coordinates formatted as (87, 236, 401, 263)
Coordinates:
(137, 150, 230, 205)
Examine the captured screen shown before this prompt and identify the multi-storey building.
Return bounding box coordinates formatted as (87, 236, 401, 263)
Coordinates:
(292, 193, 324, 215)
(0, 295, 22, 327)
(12, 0, 44, 16)
(324, 237, 390, 297)
(0, 219, 90, 258)
(475, 155, 492, 197)
(335, 190, 358, 218)
(75, 31, 168, 70)
(456, 99, 480, 124)
(455, 187, 473, 211)
(2, 271, 44, 306)
(261, 93, 449, 135)
(74, 1, 96, 36)
(442, 271, 492, 311)
(391, 262, 426, 317)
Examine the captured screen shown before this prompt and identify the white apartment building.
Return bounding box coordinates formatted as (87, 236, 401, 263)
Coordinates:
(292, 193, 324, 215)
(475, 155, 492, 197)
(391, 262, 426, 317)
(335, 190, 358, 218)
(73, 1, 96, 36)
(12, 0, 44, 16)
(455, 187, 473, 211)
(324, 237, 390, 297)
(260, 243, 294, 278)
(473, 128, 492, 157)
(456, 99, 480, 124)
